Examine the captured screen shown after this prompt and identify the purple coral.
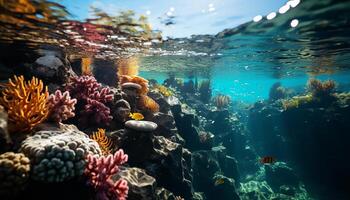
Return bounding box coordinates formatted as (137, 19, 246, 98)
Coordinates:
(65, 75, 114, 126)
(85, 149, 129, 200)
(48, 90, 77, 123)
(81, 99, 113, 125)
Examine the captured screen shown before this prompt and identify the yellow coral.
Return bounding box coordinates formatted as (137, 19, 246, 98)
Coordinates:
(0, 75, 49, 132)
(138, 95, 159, 113)
(81, 57, 92, 75)
(90, 128, 112, 155)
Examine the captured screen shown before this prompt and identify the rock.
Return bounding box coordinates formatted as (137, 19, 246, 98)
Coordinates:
(0, 105, 11, 150)
(122, 82, 142, 90)
(211, 175, 240, 200)
(125, 120, 158, 132)
(114, 167, 157, 200)
(113, 99, 131, 123)
(19, 126, 101, 182)
(265, 162, 299, 190)
(239, 181, 274, 200)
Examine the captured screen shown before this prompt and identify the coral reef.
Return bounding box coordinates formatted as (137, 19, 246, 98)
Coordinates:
(213, 94, 231, 110)
(65, 75, 101, 101)
(90, 128, 113, 156)
(269, 82, 288, 101)
(85, 149, 129, 200)
(19, 127, 101, 182)
(81, 57, 93, 75)
(48, 90, 77, 123)
(119, 75, 149, 95)
(154, 84, 173, 97)
(0, 152, 30, 198)
(80, 98, 113, 125)
(0, 75, 49, 132)
(198, 80, 212, 103)
(117, 57, 140, 77)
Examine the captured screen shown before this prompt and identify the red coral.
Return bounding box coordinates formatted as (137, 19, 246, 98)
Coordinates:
(85, 149, 129, 200)
(65, 75, 101, 101)
(90, 87, 114, 103)
(48, 90, 77, 123)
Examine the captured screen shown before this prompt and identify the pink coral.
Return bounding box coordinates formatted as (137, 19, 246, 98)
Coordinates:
(90, 87, 114, 103)
(48, 90, 77, 123)
(85, 149, 129, 200)
(80, 98, 113, 126)
(65, 75, 101, 101)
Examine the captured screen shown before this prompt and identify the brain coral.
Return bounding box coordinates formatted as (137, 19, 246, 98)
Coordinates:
(19, 129, 102, 182)
(0, 152, 30, 197)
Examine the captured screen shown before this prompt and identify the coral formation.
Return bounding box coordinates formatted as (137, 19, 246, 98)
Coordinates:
(282, 94, 313, 110)
(48, 90, 77, 123)
(120, 75, 149, 95)
(90, 128, 113, 156)
(307, 78, 336, 99)
(65, 75, 114, 126)
(154, 84, 173, 97)
(0, 152, 30, 197)
(0, 75, 49, 132)
(213, 94, 231, 110)
(81, 98, 113, 125)
(81, 57, 93, 75)
(19, 128, 101, 182)
(85, 149, 129, 200)
(117, 57, 140, 77)
(138, 95, 160, 113)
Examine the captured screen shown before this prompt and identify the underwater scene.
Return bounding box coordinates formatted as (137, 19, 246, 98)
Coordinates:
(0, 0, 350, 200)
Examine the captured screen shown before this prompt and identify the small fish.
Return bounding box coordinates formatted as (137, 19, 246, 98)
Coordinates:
(129, 112, 144, 120)
(214, 178, 225, 186)
(260, 156, 276, 164)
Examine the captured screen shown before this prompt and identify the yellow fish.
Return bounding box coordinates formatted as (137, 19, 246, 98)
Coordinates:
(214, 178, 225, 186)
(129, 112, 144, 120)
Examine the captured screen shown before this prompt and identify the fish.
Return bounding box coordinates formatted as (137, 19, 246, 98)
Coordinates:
(260, 156, 276, 164)
(214, 178, 225, 186)
(129, 112, 144, 120)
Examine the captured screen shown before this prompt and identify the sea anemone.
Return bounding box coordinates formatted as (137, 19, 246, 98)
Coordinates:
(90, 128, 112, 156)
(0, 75, 49, 132)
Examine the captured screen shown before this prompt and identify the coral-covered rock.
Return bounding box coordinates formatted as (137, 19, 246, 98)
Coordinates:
(19, 128, 101, 182)
(48, 90, 77, 123)
(239, 181, 274, 200)
(114, 167, 157, 200)
(0, 152, 30, 198)
(265, 162, 299, 191)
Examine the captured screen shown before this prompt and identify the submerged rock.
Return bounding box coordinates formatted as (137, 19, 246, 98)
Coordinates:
(0, 105, 10, 150)
(114, 167, 157, 200)
(265, 162, 299, 191)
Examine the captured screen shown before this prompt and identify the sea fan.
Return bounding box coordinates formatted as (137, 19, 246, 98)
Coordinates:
(90, 128, 112, 155)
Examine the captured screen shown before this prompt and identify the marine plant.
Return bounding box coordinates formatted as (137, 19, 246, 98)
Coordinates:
(213, 94, 231, 110)
(0, 75, 49, 132)
(307, 78, 336, 99)
(85, 149, 129, 200)
(48, 90, 77, 123)
(138, 95, 160, 113)
(281, 94, 313, 110)
(269, 82, 288, 101)
(198, 79, 212, 103)
(90, 128, 113, 156)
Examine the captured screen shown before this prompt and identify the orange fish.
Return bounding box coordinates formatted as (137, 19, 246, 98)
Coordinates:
(214, 178, 225, 186)
(129, 112, 144, 120)
(260, 156, 276, 164)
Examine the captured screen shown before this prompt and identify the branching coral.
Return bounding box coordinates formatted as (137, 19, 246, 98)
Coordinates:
(48, 90, 77, 123)
(0, 152, 30, 197)
(0, 75, 49, 132)
(90, 128, 113, 156)
(213, 94, 231, 110)
(138, 95, 159, 113)
(65, 75, 114, 127)
(307, 78, 336, 98)
(85, 149, 129, 200)
(119, 75, 149, 95)
(81, 99, 113, 125)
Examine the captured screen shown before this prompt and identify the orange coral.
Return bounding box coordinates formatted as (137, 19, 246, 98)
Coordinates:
(120, 75, 149, 95)
(90, 128, 112, 155)
(0, 75, 49, 132)
(117, 57, 139, 77)
(81, 57, 92, 75)
(138, 95, 159, 113)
